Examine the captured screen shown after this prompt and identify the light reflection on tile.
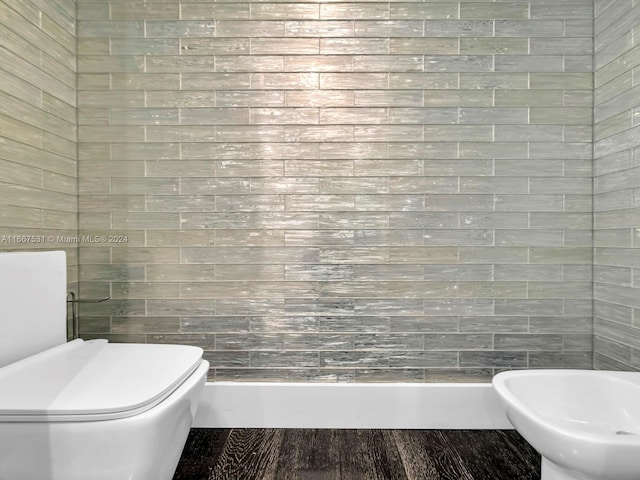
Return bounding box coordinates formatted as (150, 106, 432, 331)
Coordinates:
(72, 0, 597, 383)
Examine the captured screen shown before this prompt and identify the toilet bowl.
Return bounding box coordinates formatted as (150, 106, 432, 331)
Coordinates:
(493, 369, 640, 480)
(0, 251, 209, 480)
(0, 339, 209, 480)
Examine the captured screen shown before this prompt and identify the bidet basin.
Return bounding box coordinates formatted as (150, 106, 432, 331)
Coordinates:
(493, 369, 640, 480)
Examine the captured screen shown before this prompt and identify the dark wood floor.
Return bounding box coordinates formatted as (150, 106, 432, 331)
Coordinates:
(173, 429, 541, 480)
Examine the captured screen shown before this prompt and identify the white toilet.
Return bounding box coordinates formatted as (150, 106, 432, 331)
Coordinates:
(0, 251, 209, 480)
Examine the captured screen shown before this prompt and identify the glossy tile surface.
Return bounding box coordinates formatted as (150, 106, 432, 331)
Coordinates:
(0, 0, 78, 289)
(75, 0, 594, 381)
(593, 0, 640, 370)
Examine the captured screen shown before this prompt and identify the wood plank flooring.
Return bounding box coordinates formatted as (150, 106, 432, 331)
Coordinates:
(173, 429, 540, 480)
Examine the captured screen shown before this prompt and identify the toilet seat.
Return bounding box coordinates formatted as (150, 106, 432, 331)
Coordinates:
(0, 339, 205, 422)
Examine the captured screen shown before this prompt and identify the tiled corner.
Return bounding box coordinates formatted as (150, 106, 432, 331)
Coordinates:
(0, 0, 78, 297)
(594, 0, 640, 370)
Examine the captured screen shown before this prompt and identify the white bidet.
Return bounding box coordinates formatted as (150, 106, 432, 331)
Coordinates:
(493, 369, 640, 480)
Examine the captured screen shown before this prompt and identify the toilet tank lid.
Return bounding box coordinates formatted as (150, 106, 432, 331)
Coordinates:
(0, 339, 204, 421)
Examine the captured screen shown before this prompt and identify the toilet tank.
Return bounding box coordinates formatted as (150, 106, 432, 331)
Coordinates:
(0, 250, 67, 367)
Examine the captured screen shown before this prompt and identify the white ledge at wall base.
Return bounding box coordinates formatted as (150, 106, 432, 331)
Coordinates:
(193, 382, 511, 429)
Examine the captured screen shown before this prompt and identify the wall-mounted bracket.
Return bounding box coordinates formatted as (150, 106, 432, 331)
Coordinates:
(66, 292, 110, 340)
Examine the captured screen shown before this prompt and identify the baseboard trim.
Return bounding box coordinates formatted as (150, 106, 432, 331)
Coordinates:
(193, 382, 511, 429)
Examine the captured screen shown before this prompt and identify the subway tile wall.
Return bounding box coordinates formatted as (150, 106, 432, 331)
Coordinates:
(594, 0, 640, 370)
(77, 0, 594, 382)
(0, 0, 78, 293)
